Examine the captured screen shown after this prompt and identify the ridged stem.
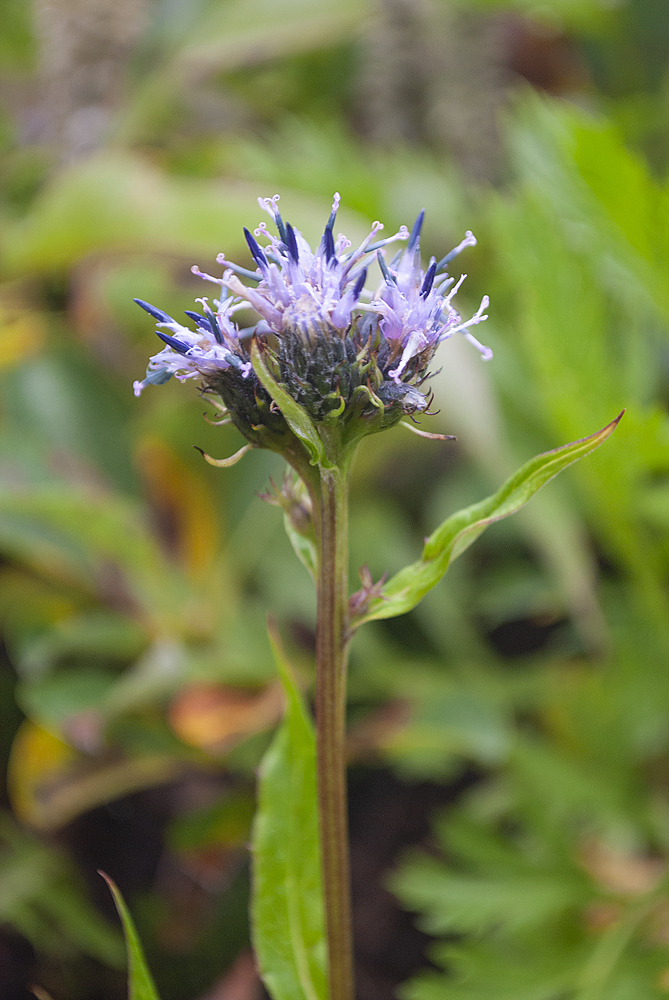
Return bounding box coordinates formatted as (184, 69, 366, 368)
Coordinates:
(314, 464, 354, 1000)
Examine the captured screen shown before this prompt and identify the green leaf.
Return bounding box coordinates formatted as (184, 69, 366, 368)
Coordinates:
(283, 511, 318, 581)
(508, 96, 669, 320)
(0, 815, 124, 966)
(391, 853, 582, 937)
(119, 0, 366, 144)
(2, 154, 257, 276)
(354, 414, 623, 627)
(0, 484, 190, 632)
(250, 341, 328, 468)
(100, 872, 161, 1000)
(251, 621, 327, 1000)
(398, 940, 580, 1000)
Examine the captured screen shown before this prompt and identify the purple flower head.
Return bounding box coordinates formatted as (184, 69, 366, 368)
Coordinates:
(370, 217, 491, 383)
(213, 194, 410, 344)
(134, 195, 489, 393)
(132, 294, 251, 397)
(133, 195, 490, 446)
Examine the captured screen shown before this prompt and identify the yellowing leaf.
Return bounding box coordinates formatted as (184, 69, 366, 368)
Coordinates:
(168, 681, 284, 753)
(8, 719, 182, 830)
(0, 307, 46, 368)
(8, 721, 76, 827)
(135, 435, 220, 578)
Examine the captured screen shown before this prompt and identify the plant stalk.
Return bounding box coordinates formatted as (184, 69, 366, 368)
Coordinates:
(315, 464, 354, 1000)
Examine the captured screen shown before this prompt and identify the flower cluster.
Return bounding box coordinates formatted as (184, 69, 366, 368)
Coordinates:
(133, 195, 490, 450)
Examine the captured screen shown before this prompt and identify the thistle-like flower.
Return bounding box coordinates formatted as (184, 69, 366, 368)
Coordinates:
(133, 194, 490, 458)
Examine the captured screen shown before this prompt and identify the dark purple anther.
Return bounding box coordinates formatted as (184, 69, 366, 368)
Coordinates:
(421, 260, 437, 298)
(134, 298, 175, 324)
(273, 210, 288, 244)
(353, 267, 368, 300)
(285, 223, 300, 263)
(244, 228, 268, 269)
(156, 331, 190, 354)
(184, 310, 209, 329)
(324, 200, 339, 235)
(406, 209, 425, 253)
(323, 226, 336, 263)
(377, 251, 396, 286)
(203, 304, 224, 344)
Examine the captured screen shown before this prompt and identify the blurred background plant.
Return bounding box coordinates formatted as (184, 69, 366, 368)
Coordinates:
(2, 0, 669, 997)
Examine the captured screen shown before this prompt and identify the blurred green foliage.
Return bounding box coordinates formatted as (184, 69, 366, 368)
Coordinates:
(2, 0, 669, 997)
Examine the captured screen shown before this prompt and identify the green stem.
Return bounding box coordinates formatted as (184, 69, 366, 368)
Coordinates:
(314, 464, 354, 1000)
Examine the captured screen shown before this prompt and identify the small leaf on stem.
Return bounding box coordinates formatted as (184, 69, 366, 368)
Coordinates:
(262, 471, 318, 580)
(352, 412, 624, 628)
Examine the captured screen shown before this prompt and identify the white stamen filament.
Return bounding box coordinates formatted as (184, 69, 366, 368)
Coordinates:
(444, 273, 466, 306)
(191, 265, 222, 284)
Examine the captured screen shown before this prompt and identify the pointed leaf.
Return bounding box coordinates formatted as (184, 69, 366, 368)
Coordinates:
(250, 341, 328, 468)
(100, 872, 161, 1000)
(251, 622, 326, 1000)
(353, 414, 623, 627)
